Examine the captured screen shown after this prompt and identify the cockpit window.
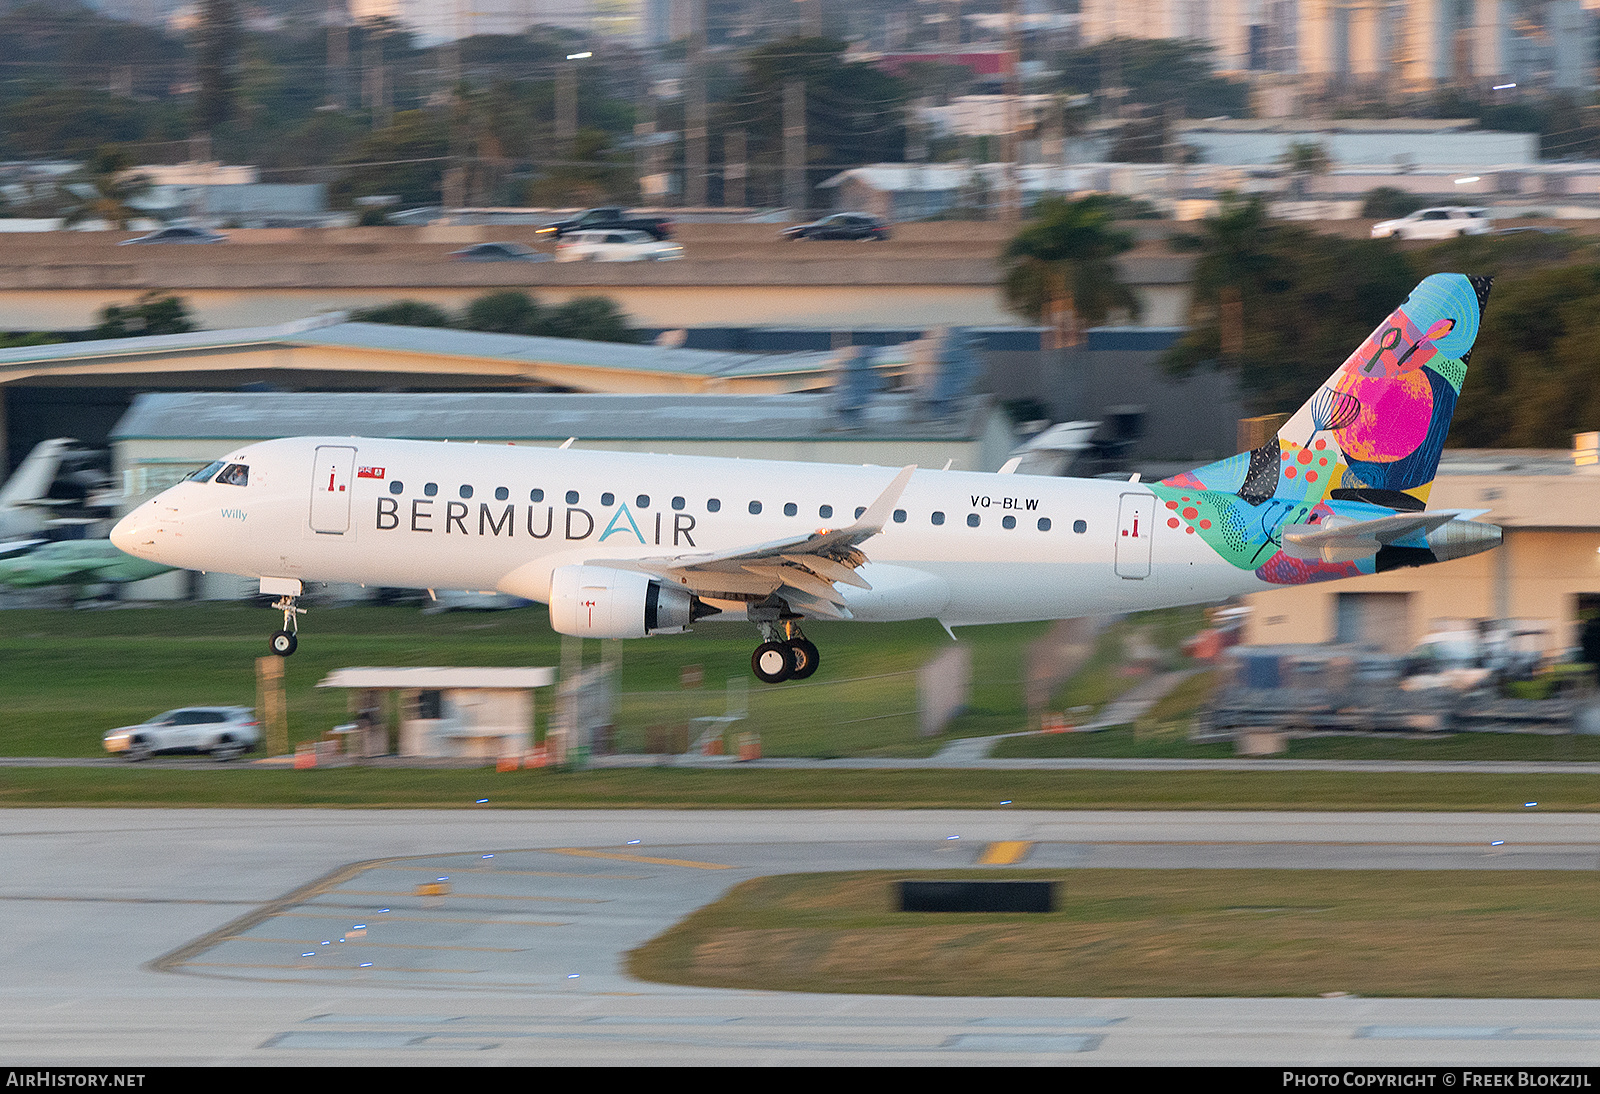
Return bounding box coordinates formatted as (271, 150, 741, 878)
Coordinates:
(217, 463, 249, 487)
(187, 461, 225, 483)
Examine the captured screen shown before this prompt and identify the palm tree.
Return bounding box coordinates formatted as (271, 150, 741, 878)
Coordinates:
(61, 147, 151, 231)
(1169, 192, 1275, 364)
(1279, 140, 1331, 201)
(1001, 194, 1139, 348)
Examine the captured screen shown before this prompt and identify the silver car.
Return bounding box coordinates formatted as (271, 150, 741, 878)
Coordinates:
(1370, 207, 1492, 241)
(104, 706, 261, 761)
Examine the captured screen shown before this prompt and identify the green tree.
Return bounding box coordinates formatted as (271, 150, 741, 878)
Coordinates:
(1001, 195, 1138, 348)
(333, 110, 450, 207)
(92, 293, 195, 338)
(349, 300, 454, 327)
(721, 37, 908, 206)
(61, 146, 150, 230)
(1165, 195, 1416, 415)
(460, 291, 543, 334)
(1053, 37, 1249, 120)
(192, 0, 240, 134)
(1279, 140, 1331, 200)
(1360, 186, 1428, 220)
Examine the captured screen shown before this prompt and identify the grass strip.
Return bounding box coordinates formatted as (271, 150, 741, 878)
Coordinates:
(628, 868, 1600, 997)
(0, 766, 1596, 810)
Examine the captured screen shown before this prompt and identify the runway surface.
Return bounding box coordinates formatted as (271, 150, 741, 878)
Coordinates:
(3, 808, 1599, 1066)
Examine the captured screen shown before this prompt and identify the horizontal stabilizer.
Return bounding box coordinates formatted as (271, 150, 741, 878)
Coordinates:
(1281, 510, 1470, 563)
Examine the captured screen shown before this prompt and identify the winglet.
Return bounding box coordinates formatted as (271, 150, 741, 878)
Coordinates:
(841, 465, 915, 537)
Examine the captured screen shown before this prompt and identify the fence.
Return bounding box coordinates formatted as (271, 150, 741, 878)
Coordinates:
(612, 668, 925, 756)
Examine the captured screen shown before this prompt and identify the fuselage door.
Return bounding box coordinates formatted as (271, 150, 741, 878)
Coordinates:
(310, 445, 357, 534)
(1115, 493, 1154, 579)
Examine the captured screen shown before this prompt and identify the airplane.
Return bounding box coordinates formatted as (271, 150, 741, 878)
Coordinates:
(111, 273, 1504, 684)
(0, 438, 94, 540)
(0, 538, 171, 592)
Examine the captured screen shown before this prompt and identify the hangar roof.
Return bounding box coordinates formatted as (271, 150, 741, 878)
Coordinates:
(111, 390, 991, 443)
(0, 314, 850, 393)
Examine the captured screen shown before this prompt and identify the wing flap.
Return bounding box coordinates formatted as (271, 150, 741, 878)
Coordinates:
(589, 466, 914, 612)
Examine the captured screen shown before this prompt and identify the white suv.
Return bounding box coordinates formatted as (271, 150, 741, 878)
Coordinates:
(1370, 207, 1492, 240)
(554, 230, 683, 262)
(104, 707, 261, 761)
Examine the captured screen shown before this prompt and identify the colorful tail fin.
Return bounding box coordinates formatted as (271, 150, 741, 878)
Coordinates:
(1151, 273, 1491, 579)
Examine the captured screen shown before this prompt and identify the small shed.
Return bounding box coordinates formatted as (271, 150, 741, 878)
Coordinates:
(317, 667, 556, 759)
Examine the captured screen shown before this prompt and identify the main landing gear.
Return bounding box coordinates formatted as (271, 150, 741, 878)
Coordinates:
(268, 594, 305, 657)
(750, 618, 819, 684)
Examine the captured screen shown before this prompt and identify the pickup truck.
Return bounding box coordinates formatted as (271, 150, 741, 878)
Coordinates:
(536, 207, 674, 240)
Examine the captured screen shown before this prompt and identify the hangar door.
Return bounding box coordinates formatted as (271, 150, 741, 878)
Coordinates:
(310, 445, 357, 534)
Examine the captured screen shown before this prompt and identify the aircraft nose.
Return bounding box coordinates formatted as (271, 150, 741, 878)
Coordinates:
(110, 504, 163, 558)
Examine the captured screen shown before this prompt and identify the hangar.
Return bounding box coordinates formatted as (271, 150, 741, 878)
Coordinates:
(0, 315, 858, 473)
(1243, 446, 1600, 654)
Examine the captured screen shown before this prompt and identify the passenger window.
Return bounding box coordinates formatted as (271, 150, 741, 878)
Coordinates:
(784, 502, 797, 517)
(819, 505, 833, 519)
(707, 498, 721, 512)
(389, 480, 404, 495)
(636, 495, 650, 508)
(566, 490, 579, 504)
(748, 501, 761, 515)
(495, 487, 508, 501)
(1073, 520, 1087, 533)
(672, 496, 685, 511)
(967, 513, 980, 527)
(855, 507, 866, 519)
(217, 464, 249, 487)
(1002, 515, 1016, 529)
(459, 484, 473, 499)
(186, 461, 224, 483)
(424, 483, 438, 497)
(932, 511, 945, 525)
(893, 509, 906, 523)
(601, 492, 614, 506)
(531, 488, 544, 502)
(1038, 517, 1051, 531)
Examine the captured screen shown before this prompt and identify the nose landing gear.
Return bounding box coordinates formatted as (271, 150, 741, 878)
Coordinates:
(268, 594, 304, 657)
(750, 618, 820, 684)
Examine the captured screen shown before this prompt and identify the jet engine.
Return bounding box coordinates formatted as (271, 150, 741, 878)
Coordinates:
(547, 564, 700, 639)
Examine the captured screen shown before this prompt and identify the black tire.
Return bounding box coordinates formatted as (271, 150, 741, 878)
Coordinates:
(752, 641, 794, 684)
(213, 736, 243, 762)
(126, 738, 151, 763)
(269, 630, 297, 657)
(788, 638, 820, 680)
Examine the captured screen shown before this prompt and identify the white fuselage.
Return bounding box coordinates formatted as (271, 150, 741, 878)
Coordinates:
(112, 437, 1268, 626)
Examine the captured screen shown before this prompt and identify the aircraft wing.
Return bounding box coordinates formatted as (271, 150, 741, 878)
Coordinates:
(590, 465, 915, 619)
(1281, 509, 1480, 563)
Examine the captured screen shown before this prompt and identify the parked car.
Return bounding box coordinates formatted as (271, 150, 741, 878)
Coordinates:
(781, 213, 890, 241)
(119, 226, 228, 245)
(449, 242, 552, 262)
(537, 207, 674, 240)
(554, 229, 684, 262)
(1369, 207, 1491, 241)
(103, 706, 261, 761)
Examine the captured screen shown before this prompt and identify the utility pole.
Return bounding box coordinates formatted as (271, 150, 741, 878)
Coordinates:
(635, 86, 657, 201)
(724, 128, 747, 208)
(784, 79, 807, 217)
(999, 0, 1020, 221)
(684, 0, 708, 207)
(557, 63, 578, 143)
(326, 0, 349, 111)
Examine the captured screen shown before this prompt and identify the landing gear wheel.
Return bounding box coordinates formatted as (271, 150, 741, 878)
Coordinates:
(752, 641, 794, 684)
(269, 630, 298, 657)
(787, 638, 820, 680)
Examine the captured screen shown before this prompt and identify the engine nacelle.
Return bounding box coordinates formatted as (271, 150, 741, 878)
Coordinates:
(548, 564, 696, 638)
